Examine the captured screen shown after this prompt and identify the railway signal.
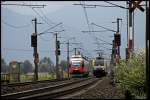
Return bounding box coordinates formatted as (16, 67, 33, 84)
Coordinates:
(31, 18, 39, 81)
(55, 33, 60, 79)
(57, 40, 60, 49)
(114, 34, 121, 46)
(31, 33, 37, 47)
(56, 41, 60, 55)
(57, 40, 61, 55)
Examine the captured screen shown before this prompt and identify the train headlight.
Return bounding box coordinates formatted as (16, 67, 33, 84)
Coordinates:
(12, 64, 17, 69)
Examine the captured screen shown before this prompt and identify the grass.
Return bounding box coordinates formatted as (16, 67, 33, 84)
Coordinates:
(1, 71, 69, 82)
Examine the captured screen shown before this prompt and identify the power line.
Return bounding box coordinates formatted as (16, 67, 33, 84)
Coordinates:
(80, 1, 101, 53)
(22, 1, 54, 28)
(39, 8, 55, 25)
(76, 2, 111, 53)
(82, 30, 110, 33)
(104, 1, 128, 9)
(2, 19, 31, 29)
(2, 48, 51, 52)
(81, 1, 92, 35)
(73, 3, 125, 8)
(22, 2, 64, 34)
(38, 22, 63, 35)
(31, 8, 53, 27)
(96, 37, 112, 45)
(1, 3, 46, 7)
(91, 22, 117, 33)
(39, 36, 51, 41)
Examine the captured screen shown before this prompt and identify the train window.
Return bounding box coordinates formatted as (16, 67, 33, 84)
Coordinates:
(72, 62, 81, 67)
(95, 60, 104, 66)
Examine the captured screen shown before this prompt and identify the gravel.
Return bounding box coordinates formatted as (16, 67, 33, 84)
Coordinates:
(70, 76, 125, 99)
(1, 78, 78, 95)
(1, 77, 125, 99)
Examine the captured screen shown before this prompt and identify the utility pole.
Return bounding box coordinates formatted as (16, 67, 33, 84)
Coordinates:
(66, 41, 70, 79)
(113, 18, 121, 63)
(74, 48, 77, 55)
(61, 39, 79, 79)
(110, 40, 115, 83)
(146, 1, 149, 99)
(128, 1, 133, 59)
(112, 40, 116, 66)
(117, 18, 122, 59)
(66, 41, 79, 79)
(32, 18, 39, 81)
(74, 48, 81, 55)
(55, 33, 60, 80)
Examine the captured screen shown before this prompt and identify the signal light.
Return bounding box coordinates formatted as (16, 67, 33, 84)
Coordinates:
(57, 40, 60, 49)
(31, 34, 37, 47)
(58, 49, 60, 55)
(114, 34, 121, 46)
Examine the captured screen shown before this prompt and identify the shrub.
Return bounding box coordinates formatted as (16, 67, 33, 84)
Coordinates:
(114, 49, 146, 99)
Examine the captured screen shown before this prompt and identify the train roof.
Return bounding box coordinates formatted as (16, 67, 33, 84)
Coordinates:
(70, 55, 89, 62)
(71, 55, 82, 58)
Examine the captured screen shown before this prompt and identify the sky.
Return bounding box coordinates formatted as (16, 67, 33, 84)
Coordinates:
(1, 1, 146, 65)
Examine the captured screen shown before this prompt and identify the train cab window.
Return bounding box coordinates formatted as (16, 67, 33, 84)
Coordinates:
(72, 62, 81, 67)
(95, 60, 104, 66)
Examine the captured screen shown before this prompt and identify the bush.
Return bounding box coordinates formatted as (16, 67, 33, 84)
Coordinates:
(114, 49, 146, 99)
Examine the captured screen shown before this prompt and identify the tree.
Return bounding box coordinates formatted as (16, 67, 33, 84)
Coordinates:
(1, 58, 9, 73)
(22, 60, 33, 74)
(60, 60, 67, 71)
(39, 57, 54, 73)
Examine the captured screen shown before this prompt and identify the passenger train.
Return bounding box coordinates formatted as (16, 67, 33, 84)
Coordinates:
(92, 56, 107, 77)
(69, 54, 91, 78)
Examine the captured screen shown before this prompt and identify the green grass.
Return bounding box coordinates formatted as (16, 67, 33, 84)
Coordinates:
(1, 71, 69, 82)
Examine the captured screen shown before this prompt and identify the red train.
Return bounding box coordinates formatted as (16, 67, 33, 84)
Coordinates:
(69, 54, 90, 78)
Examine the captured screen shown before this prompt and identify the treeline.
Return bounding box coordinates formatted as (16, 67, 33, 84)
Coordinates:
(1, 57, 67, 74)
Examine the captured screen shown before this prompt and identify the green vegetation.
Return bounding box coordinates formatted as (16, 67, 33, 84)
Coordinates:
(114, 49, 146, 99)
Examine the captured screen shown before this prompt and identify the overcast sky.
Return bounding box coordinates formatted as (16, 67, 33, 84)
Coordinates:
(1, 1, 146, 65)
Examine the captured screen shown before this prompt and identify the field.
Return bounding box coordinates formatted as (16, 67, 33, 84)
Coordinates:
(1, 71, 69, 82)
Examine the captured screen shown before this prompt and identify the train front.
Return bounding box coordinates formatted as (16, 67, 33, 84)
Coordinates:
(92, 59, 106, 77)
(69, 55, 85, 77)
(69, 60, 84, 77)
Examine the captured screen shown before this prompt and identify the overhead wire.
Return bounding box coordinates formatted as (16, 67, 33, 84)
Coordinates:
(1, 19, 31, 29)
(2, 48, 51, 52)
(31, 7, 53, 27)
(104, 1, 128, 9)
(81, 1, 92, 35)
(22, 1, 63, 33)
(81, 1, 99, 56)
(91, 22, 116, 32)
(39, 8, 55, 25)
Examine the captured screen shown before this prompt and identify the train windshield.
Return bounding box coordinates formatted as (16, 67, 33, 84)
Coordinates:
(95, 60, 104, 66)
(72, 62, 81, 67)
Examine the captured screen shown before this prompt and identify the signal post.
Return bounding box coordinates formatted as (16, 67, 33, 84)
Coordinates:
(31, 18, 39, 81)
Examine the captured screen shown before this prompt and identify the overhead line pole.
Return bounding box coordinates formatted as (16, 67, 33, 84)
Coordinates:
(117, 18, 122, 58)
(128, 1, 133, 59)
(66, 42, 79, 79)
(146, 1, 149, 99)
(32, 18, 39, 81)
(67, 41, 70, 79)
(55, 33, 60, 80)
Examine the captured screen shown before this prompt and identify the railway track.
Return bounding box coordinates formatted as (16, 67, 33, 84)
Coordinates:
(1, 77, 100, 99)
(1, 78, 68, 87)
